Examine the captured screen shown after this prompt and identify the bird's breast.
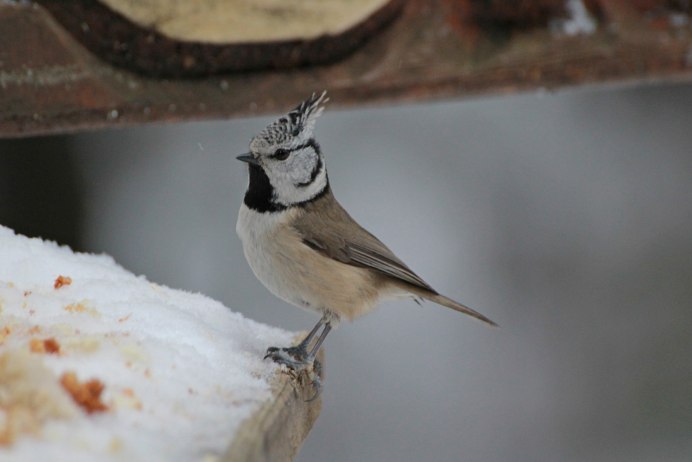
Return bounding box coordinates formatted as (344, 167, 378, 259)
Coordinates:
(236, 204, 383, 320)
(236, 204, 311, 308)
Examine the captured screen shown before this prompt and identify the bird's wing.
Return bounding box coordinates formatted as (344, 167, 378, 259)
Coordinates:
(293, 190, 436, 293)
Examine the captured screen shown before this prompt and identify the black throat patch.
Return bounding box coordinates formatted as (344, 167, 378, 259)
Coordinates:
(243, 164, 284, 213)
(243, 163, 329, 213)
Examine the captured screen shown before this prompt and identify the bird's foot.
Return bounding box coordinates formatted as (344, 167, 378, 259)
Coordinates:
(264, 345, 311, 370)
(264, 346, 323, 401)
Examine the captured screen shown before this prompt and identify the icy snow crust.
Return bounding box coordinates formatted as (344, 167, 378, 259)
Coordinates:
(0, 226, 293, 461)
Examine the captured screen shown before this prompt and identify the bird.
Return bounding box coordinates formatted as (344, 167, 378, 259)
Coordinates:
(236, 92, 495, 393)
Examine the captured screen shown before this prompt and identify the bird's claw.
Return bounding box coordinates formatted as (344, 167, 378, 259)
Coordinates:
(264, 346, 323, 401)
(264, 345, 309, 370)
(303, 358, 322, 402)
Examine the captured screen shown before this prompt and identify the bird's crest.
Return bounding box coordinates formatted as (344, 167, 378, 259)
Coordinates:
(251, 91, 329, 151)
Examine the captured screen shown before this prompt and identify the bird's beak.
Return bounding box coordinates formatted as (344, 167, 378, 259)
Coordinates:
(236, 153, 260, 166)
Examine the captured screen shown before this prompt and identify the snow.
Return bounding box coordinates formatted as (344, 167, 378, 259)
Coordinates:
(0, 225, 293, 462)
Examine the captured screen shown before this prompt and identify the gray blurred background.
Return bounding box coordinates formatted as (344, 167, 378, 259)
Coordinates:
(2, 83, 692, 462)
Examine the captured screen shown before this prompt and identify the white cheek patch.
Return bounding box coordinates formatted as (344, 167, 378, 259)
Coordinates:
(272, 164, 326, 207)
(285, 149, 315, 184)
(269, 147, 328, 207)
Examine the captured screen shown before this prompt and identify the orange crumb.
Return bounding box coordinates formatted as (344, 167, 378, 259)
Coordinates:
(118, 314, 132, 323)
(0, 429, 11, 447)
(29, 338, 61, 355)
(64, 302, 99, 317)
(118, 388, 143, 411)
(29, 338, 43, 353)
(28, 326, 41, 335)
(0, 326, 11, 344)
(60, 372, 108, 414)
(44, 338, 60, 354)
(65, 303, 86, 313)
(54, 275, 72, 289)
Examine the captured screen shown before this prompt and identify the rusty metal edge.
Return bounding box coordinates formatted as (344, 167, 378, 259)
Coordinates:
(4, 1, 692, 138)
(5, 73, 692, 141)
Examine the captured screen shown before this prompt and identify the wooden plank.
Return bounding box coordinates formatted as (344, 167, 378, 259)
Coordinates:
(2, 0, 692, 138)
(225, 352, 324, 462)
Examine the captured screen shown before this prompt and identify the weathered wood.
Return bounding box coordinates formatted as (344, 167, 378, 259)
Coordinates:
(225, 352, 324, 462)
(2, 0, 692, 138)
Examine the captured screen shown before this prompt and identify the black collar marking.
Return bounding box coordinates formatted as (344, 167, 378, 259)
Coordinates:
(296, 140, 323, 188)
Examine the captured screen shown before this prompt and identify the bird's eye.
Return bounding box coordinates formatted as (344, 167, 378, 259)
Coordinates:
(273, 148, 290, 161)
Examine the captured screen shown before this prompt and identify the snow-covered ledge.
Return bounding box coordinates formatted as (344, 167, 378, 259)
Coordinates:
(0, 226, 321, 461)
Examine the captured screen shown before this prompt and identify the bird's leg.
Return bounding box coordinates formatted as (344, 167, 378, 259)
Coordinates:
(264, 318, 325, 370)
(306, 322, 331, 360)
(299, 321, 333, 399)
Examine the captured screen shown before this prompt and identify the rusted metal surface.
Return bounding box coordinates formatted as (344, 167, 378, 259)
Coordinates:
(2, 0, 692, 138)
(35, 0, 405, 77)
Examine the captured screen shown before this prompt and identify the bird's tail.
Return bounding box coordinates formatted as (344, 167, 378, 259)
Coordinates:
(411, 288, 497, 326)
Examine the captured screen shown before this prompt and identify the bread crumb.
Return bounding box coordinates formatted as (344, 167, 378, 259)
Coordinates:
(65, 303, 86, 313)
(29, 338, 42, 353)
(0, 326, 11, 344)
(118, 313, 132, 323)
(60, 372, 108, 414)
(0, 350, 77, 447)
(64, 302, 99, 317)
(54, 276, 72, 289)
(45, 339, 60, 354)
(114, 387, 142, 411)
(29, 338, 61, 355)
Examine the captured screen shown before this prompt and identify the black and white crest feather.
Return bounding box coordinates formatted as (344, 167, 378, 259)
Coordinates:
(250, 91, 328, 153)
